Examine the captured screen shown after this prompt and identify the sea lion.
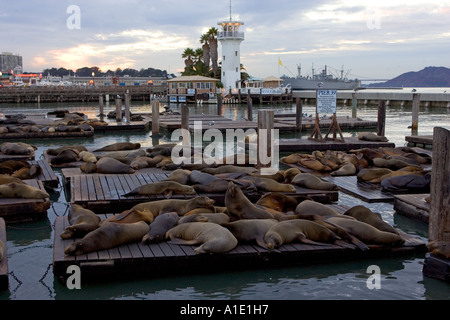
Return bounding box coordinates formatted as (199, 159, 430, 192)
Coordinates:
(0, 182, 49, 199)
(0, 142, 35, 155)
(357, 168, 393, 182)
(283, 168, 302, 183)
(381, 173, 431, 193)
(95, 157, 135, 174)
(325, 217, 405, 246)
(225, 182, 291, 221)
(79, 151, 97, 163)
(223, 219, 279, 248)
(165, 169, 191, 185)
(0, 174, 25, 185)
(295, 200, 340, 217)
(94, 142, 141, 152)
(80, 161, 97, 174)
(370, 170, 423, 184)
(105, 196, 215, 224)
(46, 145, 87, 156)
(298, 158, 332, 172)
(60, 204, 101, 239)
(330, 162, 357, 176)
(64, 221, 150, 256)
(343, 205, 399, 235)
(280, 153, 306, 164)
(291, 173, 337, 190)
(165, 222, 238, 254)
(263, 220, 344, 249)
(202, 165, 257, 175)
(256, 192, 298, 213)
(50, 149, 79, 165)
(11, 165, 42, 180)
(123, 181, 196, 197)
(358, 132, 389, 142)
(130, 156, 152, 169)
(427, 240, 450, 259)
(250, 170, 286, 183)
(239, 176, 297, 193)
(141, 212, 180, 244)
(0, 239, 3, 262)
(178, 212, 230, 225)
(373, 157, 420, 170)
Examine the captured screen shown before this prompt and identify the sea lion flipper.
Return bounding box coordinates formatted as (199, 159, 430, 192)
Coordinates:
(256, 238, 270, 250)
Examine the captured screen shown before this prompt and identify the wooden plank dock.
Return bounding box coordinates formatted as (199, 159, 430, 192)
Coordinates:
(52, 206, 427, 284)
(0, 179, 51, 223)
(405, 135, 433, 148)
(0, 218, 8, 290)
(393, 194, 430, 223)
(322, 176, 395, 203)
(68, 172, 338, 213)
(30, 160, 60, 189)
(276, 137, 396, 152)
(0, 152, 35, 162)
(0, 131, 94, 140)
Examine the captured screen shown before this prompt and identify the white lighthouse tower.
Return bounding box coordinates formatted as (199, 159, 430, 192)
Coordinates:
(217, 7, 244, 93)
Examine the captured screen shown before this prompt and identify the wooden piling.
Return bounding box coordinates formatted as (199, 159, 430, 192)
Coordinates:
(99, 94, 104, 115)
(352, 92, 357, 118)
(151, 99, 160, 136)
(247, 90, 253, 121)
(377, 100, 386, 137)
(296, 97, 303, 132)
(422, 127, 450, 281)
(257, 110, 274, 169)
(124, 93, 131, 124)
(412, 93, 421, 135)
(115, 98, 122, 122)
(217, 94, 223, 116)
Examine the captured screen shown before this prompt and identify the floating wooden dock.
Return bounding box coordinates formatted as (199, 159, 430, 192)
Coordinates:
(52, 206, 427, 284)
(393, 194, 430, 223)
(30, 160, 60, 189)
(0, 218, 8, 290)
(90, 117, 151, 132)
(405, 135, 433, 148)
(0, 131, 94, 140)
(322, 176, 394, 203)
(68, 172, 338, 213)
(276, 137, 395, 152)
(0, 152, 35, 162)
(0, 179, 51, 223)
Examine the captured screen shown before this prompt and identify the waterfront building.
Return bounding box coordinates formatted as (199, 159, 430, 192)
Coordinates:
(0, 52, 23, 74)
(167, 75, 220, 103)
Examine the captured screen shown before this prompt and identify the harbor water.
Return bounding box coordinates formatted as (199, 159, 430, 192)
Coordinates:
(0, 92, 450, 300)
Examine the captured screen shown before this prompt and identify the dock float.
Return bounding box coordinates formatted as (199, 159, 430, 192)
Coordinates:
(0, 180, 51, 223)
(276, 137, 395, 152)
(30, 160, 60, 189)
(68, 172, 338, 213)
(322, 176, 394, 203)
(393, 194, 430, 223)
(0, 218, 8, 290)
(405, 135, 433, 149)
(52, 206, 427, 284)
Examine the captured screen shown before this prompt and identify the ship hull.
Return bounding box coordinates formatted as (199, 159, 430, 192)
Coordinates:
(282, 78, 361, 90)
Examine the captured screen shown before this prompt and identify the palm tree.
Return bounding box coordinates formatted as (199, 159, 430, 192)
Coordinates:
(182, 48, 195, 67)
(194, 48, 204, 64)
(206, 28, 219, 75)
(200, 33, 210, 68)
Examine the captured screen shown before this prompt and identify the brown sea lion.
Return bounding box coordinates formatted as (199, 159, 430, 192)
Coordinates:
(298, 158, 332, 172)
(381, 173, 431, 193)
(370, 170, 423, 184)
(164, 169, 191, 185)
(79, 151, 97, 163)
(222, 219, 279, 248)
(95, 157, 135, 174)
(295, 200, 340, 217)
(130, 156, 152, 169)
(202, 165, 257, 175)
(358, 132, 388, 142)
(373, 157, 421, 170)
(0, 182, 49, 199)
(0, 142, 35, 155)
(291, 173, 337, 190)
(60, 204, 101, 239)
(357, 168, 393, 182)
(0, 160, 30, 175)
(94, 142, 141, 152)
(325, 217, 405, 246)
(50, 149, 79, 165)
(11, 165, 42, 179)
(123, 181, 196, 197)
(0, 174, 25, 185)
(256, 192, 299, 212)
(64, 221, 150, 256)
(165, 222, 238, 254)
(46, 145, 87, 156)
(427, 240, 450, 259)
(239, 176, 297, 193)
(283, 168, 302, 183)
(250, 170, 285, 183)
(141, 212, 180, 244)
(263, 220, 344, 249)
(330, 162, 357, 176)
(178, 213, 230, 225)
(280, 153, 306, 164)
(105, 196, 215, 224)
(343, 205, 399, 235)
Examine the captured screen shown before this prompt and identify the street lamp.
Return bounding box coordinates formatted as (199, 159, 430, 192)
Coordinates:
(91, 72, 95, 86)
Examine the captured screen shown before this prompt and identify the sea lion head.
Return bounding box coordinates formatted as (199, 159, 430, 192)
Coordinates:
(194, 196, 216, 209)
(64, 241, 85, 256)
(264, 232, 282, 250)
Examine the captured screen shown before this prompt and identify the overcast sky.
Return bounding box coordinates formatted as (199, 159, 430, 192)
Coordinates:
(1, 0, 449, 81)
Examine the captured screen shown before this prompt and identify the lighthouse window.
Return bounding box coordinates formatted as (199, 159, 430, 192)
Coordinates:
(235, 51, 238, 56)
(236, 68, 238, 72)
(223, 56, 225, 61)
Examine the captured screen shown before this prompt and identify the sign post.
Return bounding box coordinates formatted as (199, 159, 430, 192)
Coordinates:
(317, 89, 345, 142)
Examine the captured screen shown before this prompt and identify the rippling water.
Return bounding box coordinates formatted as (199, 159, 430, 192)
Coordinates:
(0, 93, 449, 300)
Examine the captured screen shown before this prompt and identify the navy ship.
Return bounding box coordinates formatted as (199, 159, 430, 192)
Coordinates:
(281, 64, 361, 90)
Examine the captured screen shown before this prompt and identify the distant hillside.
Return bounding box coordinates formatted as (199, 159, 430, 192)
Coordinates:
(367, 66, 450, 87)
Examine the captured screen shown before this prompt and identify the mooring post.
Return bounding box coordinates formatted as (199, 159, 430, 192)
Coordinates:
(115, 97, 122, 122)
(217, 94, 223, 116)
(377, 100, 386, 137)
(124, 93, 131, 124)
(247, 90, 253, 121)
(422, 127, 450, 281)
(351, 92, 358, 118)
(151, 99, 160, 136)
(296, 97, 303, 132)
(257, 109, 274, 169)
(411, 93, 421, 135)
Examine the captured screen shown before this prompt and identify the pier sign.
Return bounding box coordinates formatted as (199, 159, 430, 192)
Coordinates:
(317, 90, 337, 114)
